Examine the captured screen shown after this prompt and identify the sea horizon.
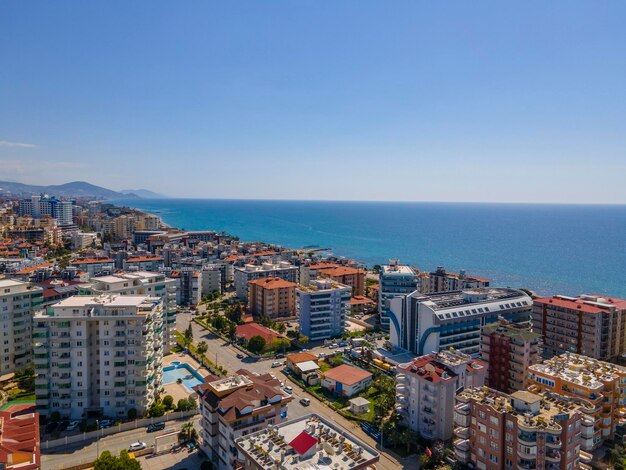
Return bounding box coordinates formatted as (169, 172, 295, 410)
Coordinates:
(113, 198, 626, 299)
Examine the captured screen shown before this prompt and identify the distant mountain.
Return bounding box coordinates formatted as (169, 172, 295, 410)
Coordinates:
(0, 180, 139, 199)
(120, 189, 168, 199)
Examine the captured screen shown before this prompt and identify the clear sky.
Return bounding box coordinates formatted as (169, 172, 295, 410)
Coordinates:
(1, 1, 625, 203)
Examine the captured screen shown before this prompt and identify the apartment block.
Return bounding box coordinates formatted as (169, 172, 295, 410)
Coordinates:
(390, 288, 532, 357)
(69, 257, 115, 278)
(79, 271, 177, 353)
(378, 260, 419, 332)
(248, 277, 297, 319)
(454, 387, 588, 470)
(33, 294, 164, 420)
(318, 265, 365, 297)
(235, 414, 379, 470)
(194, 370, 293, 470)
(532, 294, 626, 361)
(528, 353, 626, 450)
(395, 349, 486, 440)
(481, 318, 541, 393)
(0, 279, 43, 376)
(422, 266, 490, 294)
(296, 279, 351, 341)
(169, 268, 202, 306)
(234, 262, 299, 301)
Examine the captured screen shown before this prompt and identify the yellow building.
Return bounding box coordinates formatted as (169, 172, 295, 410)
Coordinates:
(528, 353, 626, 451)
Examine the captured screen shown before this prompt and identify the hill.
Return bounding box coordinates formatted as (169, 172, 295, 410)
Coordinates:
(120, 189, 167, 199)
(0, 180, 139, 199)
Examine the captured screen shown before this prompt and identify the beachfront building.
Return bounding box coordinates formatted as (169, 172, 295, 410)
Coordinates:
(532, 294, 626, 361)
(248, 277, 297, 319)
(0, 279, 43, 377)
(79, 271, 177, 353)
(378, 260, 419, 332)
(234, 262, 299, 301)
(454, 387, 588, 469)
(528, 353, 626, 450)
(396, 350, 486, 441)
(296, 279, 351, 341)
(389, 288, 532, 357)
(33, 294, 164, 420)
(18, 195, 74, 226)
(194, 370, 293, 470)
(481, 318, 541, 393)
(235, 414, 379, 470)
(421, 266, 490, 294)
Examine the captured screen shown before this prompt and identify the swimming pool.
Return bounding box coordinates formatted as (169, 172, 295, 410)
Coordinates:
(162, 362, 204, 392)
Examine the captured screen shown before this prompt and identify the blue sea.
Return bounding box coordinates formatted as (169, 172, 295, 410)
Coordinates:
(114, 199, 626, 298)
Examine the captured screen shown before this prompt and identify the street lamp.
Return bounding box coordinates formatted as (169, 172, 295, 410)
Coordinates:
(96, 420, 100, 460)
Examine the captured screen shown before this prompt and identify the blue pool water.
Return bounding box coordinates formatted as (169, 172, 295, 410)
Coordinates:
(162, 362, 204, 392)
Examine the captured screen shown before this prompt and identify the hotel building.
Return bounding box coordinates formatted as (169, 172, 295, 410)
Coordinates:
(33, 294, 164, 420)
(296, 279, 351, 341)
(454, 387, 589, 469)
(194, 370, 293, 470)
(395, 349, 486, 440)
(532, 294, 626, 361)
(389, 288, 532, 357)
(481, 318, 541, 393)
(421, 266, 490, 294)
(0, 279, 43, 377)
(528, 353, 626, 450)
(378, 260, 419, 332)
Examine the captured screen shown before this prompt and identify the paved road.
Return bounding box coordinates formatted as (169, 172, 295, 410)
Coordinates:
(42, 313, 415, 470)
(42, 416, 201, 470)
(178, 313, 417, 470)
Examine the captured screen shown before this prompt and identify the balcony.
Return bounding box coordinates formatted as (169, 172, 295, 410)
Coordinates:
(545, 450, 561, 463)
(454, 427, 468, 439)
(545, 436, 561, 448)
(454, 403, 470, 415)
(518, 432, 537, 446)
(454, 439, 469, 452)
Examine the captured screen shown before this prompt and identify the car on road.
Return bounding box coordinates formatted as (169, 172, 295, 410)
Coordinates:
(301, 348, 309, 352)
(328, 344, 336, 349)
(67, 420, 81, 432)
(271, 361, 283, 368)
(98, 419, 114, 428)
(338, 341, 347, 347)
(299, 398, 311, 406)
(284, 386, 293, 394)
(128, 441, 147, 452)
(317, 352, 326, 359)
(147, 422, 166, 433)
(236, 353, 244, 359)
(275, 353, 285, 359)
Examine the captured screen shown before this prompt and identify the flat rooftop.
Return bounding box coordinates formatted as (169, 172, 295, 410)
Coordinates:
(381, 264, 416, 276)
(0, 278, 28, 288)
(207, 374, 253, 394)
(529, 353, 626, 390)
(51, 294, 156, 308)
(236, 414, 379, 470)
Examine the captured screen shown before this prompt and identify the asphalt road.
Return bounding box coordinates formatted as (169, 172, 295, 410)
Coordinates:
(42, 313, 415, 470)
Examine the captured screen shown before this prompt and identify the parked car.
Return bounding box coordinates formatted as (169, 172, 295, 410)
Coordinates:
(284, 386, 293, 394)
(317, 352, 326, 359)
(67, 421, 81, 431)
(128, 441, 147, 452)
(98, 419, 114, 428)
(271, 361, 283, 368)
(337, 341, 347, 347)
(299, 398, 311, 406)
(236, 353, 244, 359)
(147, 422, 165, 433)
(275, 353, 285, 359)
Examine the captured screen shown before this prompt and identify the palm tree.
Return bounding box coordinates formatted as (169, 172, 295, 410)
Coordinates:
(196, 341, 208, 366)
(180, 422, 195, 443)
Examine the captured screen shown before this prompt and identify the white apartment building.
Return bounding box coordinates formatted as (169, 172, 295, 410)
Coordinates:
(194, 370, 293, 470)
(296, 279, 351, 341)
(0, 279, 44, 376)
(390, 288, 532, 357)
(33, 294, 164, 420)
(201, 265, 222, 295)
(234, 262, 299, 300)
(379, 260, 418, 332)
(395, 349, 486, 441)
(80, 271, 177, 353)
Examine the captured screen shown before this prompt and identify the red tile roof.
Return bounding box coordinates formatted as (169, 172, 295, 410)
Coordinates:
(323, 364, 372, 386)
(289, 431, 318, 455)
(235, 323, 280, 343)
(248, 277, 297, 289)
(15, 262, 53, 275)
(126, 256, 162, 262)
(319, 266, 363, 277)
(0, 405, 40, 470)
(535, 296, 626, 314)
(348, 296, 375, 305)
(70, 258, 114, 265)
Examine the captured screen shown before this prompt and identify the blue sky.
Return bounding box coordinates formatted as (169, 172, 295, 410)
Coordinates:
(1, 1, 625, 203)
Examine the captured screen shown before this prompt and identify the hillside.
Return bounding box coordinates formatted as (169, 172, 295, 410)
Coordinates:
(0, 180, 139, 199)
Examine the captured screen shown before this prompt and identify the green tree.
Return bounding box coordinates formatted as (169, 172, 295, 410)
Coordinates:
(162, 395, 174, 410)
(94, 449, 141, 470)
(177, 398, 197, 412)
(183, 324, 193, 351)
(127, 408, 137, 420)
(14, 366, 35, 392)
(147, 402, 165, 417)
(297, 335, 309, 345)
(226, 303, 243, 324)
(276, 323, 287, 333)
(179, 421, 195, 443)
(196, 341, 208, 365)
(247, 335, 266, 354)
(225, 322, 237, 340)
(372, 264, 381, 274)
(212, 315, 226, 331)
(271, 337, 291, 353)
